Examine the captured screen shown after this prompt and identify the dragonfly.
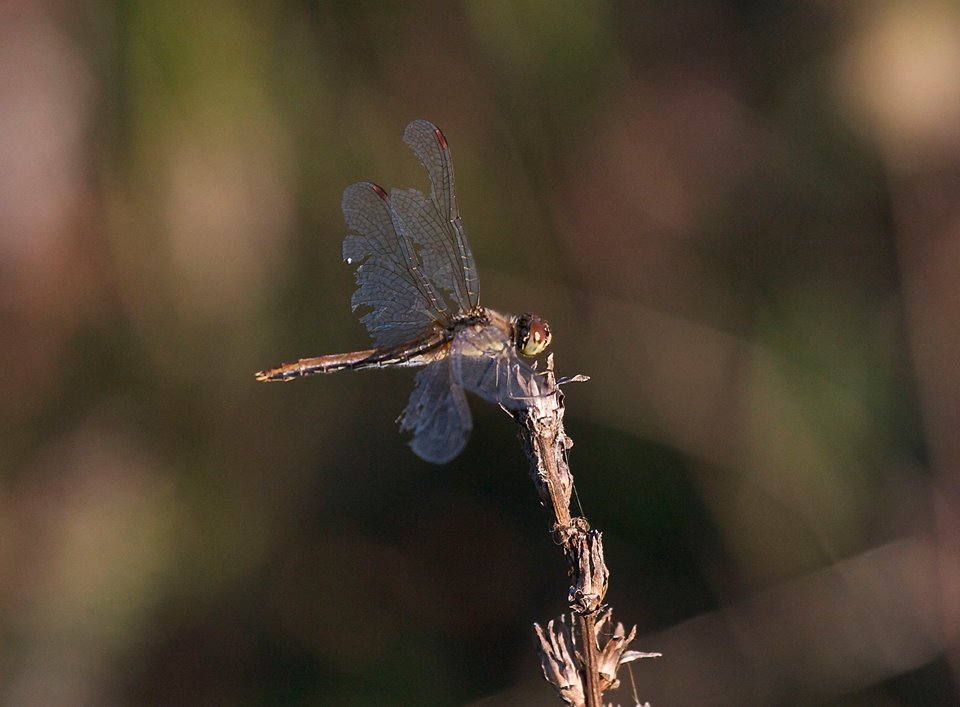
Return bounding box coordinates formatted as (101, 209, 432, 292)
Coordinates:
(256, 119, 552, 464)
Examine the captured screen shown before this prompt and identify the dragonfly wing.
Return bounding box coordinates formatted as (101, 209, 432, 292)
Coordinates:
(390, 188, 466, 312)
(453, 325, 547, 410)
(399, 360, 472, 464)
(399, 120, 480, 310)
(343, 182, 451, 348)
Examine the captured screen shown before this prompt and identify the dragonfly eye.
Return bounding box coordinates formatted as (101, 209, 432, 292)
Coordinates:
(518, 313, 552, 357)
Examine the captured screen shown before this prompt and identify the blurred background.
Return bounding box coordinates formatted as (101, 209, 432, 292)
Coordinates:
(2, 1, 959, 704)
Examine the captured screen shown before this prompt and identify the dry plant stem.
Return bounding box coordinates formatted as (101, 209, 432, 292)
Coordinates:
(515, 355, 641, 706)
(579, 613, 602, 707)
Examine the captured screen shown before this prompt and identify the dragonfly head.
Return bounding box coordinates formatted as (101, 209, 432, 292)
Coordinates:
(516, 312, 552, 357)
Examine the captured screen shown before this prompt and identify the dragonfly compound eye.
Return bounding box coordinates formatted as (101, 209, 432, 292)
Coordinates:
(519, 314, 552, 357)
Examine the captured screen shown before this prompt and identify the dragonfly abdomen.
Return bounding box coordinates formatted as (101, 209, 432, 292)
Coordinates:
(255, 330, 450, 382)
(255, 349, 377, 381)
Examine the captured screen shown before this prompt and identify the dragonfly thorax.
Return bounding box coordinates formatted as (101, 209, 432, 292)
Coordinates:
(447, 307, 490, 334)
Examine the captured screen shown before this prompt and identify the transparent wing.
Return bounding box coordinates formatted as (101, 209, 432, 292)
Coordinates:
(399, 119, 480, 311)
(451, 324, 547, 410)
(399, 359, 472, 464)
(342, 181, 451, 348)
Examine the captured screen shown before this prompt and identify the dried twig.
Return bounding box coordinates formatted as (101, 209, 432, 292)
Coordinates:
(513, 355, 659, 706)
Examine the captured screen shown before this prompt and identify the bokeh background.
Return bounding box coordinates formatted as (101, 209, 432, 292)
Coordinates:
(3, 1, 960, 704)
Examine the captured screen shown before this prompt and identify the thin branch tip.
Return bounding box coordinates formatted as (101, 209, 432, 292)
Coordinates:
(517, 356, 655, 706)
